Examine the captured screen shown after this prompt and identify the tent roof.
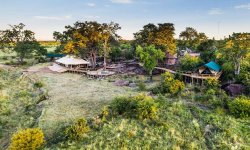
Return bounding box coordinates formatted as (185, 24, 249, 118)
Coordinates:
(47, 53, 65, 58)
(204, 61, 221, 72)
(55, 55, 90, 65)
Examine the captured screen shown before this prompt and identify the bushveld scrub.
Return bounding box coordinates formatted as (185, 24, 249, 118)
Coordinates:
(65, 118, 90, 141)
(229, 96, 250, 118)
(110, 94, 158, 120)
(152, 72, 185, 95)
(9, 128, 45, 150)
(50, 95, 250, 149)
(0, 68, 46, 149)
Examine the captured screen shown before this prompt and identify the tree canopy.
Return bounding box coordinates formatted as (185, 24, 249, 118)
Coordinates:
(178, 27, 208, 50)
(0, 23, 46, 63)
(136, 45, 165, 81)
(134, 23, 176, 55)
(53, 21, 120, 68)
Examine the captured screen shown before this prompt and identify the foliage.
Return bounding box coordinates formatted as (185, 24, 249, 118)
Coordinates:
(205, 78, 220, 90)
(65, 118, 90, 141)
(219, 32, 250, 75)
(197, 39, 217, 62)
(152, 72, 185, 95)
(179, 55, 203, 72)
(9, 128, 45, 150)
(0, 69, 46, 149)
(136, 45, 165, 80)
(111, 94, 158, 120)
(137, 81, 146, 91)
(134, 23, 176, 55)
(53, 21, 120, 68)
(228, 96, 250, 118)
(178, 27, 208, 50)
(0, 23, 47, 64)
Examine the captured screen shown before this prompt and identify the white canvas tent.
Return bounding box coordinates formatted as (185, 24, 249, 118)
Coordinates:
(48, 63, 68, 73)
(55, 55, 90, 66)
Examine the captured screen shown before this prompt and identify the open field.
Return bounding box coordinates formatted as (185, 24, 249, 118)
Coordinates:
(27, 64, 142, 138)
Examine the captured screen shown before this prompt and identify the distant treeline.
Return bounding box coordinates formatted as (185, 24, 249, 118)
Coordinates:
(38, 41, 60, 47)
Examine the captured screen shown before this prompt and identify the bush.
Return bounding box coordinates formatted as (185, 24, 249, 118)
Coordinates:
(65, 118, 90, 140)
(33, 81, 44, 89)
(169, 80, 185, 95)
(205, 78, 220, 90)
(152, 72, 185, 95)
(137, 81, 146, 91)
(9, 128, 45, 150)
(111, 94, 158, 120)
(228, 96, 250, 118)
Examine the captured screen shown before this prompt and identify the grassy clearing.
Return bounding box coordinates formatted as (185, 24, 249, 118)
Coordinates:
(34, 70, 140, 138)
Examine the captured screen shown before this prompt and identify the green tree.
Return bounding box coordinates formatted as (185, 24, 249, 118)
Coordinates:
(179, 27, 208, 50)
(54, 21, 120, 68)
(134, 23, 176, 55)
(101, 22, 121, 69)
(0, 23, 47, 64)
(179, 55, 203, 72)
(136, 45, 165, 81)
(221, 33, 250, 75)
(197, 39, 217, 62)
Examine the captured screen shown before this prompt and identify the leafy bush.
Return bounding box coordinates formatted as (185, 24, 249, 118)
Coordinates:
(205, 78, 220, 90)
(33, 81, 44, 89)
(9, 128, 45, 150)
(169, 80, 185, 95)
(228, 96, 250, 118)
(65, 118, 90, 140)
(137, 81, 146, 91)
(111, 94, 158, 120)
(152, 72, 185, 95)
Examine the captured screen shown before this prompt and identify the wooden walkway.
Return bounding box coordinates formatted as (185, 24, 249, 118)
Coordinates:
(155, 67, 222, 80)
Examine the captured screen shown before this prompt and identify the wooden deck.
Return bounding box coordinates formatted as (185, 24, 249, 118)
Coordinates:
(155, 67, 222, 80)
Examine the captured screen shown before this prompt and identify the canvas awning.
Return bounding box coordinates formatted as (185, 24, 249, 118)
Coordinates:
(55, 55, 90, 66)
(204, 61, 221, 72)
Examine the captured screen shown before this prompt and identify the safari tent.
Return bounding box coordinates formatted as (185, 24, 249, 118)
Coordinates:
(199, 61, 221, 76)
(55, 55, 90, 68)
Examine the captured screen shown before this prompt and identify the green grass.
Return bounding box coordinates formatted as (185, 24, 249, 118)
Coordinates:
(1, 63, 249, 149)
(34, 70, 140, 139)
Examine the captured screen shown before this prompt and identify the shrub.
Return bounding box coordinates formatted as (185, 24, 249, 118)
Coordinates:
(169, 80, 185, 95)
(205, 78, 220, 90)
(65, 118, 90, 140)
(135, 94, 158, 119)
(9, 128, 45, 150)
(152, 72, 185, 95)
(228, 97, 250, 118)
(111, 94, 158, 120)
(33, 81, 44, 89)
(137, 81, 146, 91)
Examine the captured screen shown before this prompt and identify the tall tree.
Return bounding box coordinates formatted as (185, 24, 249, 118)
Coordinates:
(101, 22, 121, 69)
(179, 27, 208, 50)
(134, 23, 176, 55)
(136, 45, 165, 81)
(221, 33, 250, 75)
(54, 21, 120, 68)
(0, 23, 46, 63)
(197, 39, 217, 62)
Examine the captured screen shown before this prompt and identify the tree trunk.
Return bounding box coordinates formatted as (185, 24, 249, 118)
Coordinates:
(234, 61, 241, 75)
(90, 52, 97, 69)
(149, 70, 153, 82)
(103, 39, 108, 70)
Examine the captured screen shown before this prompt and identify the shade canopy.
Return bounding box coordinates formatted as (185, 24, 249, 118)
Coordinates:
(204, 61, 221, 72)
(56, 55, 90, 65)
